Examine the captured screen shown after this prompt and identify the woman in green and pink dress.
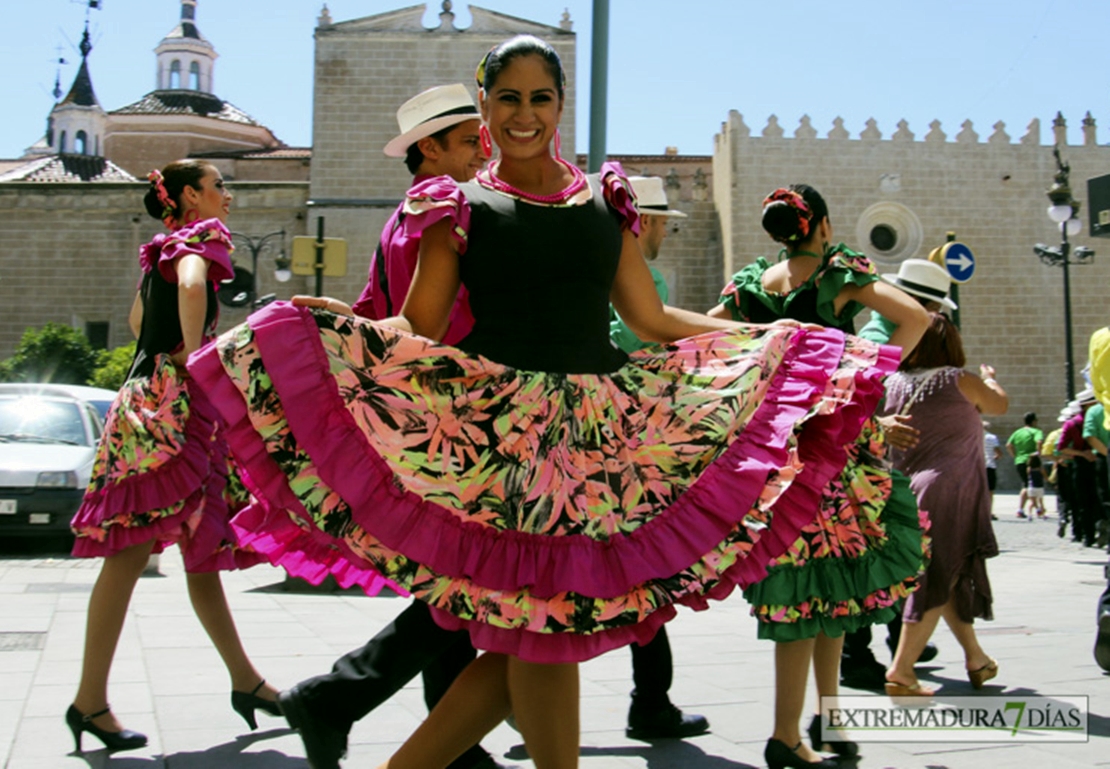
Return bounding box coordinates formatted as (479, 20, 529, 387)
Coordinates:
(66, 160, 281, 753)
(189, 40, 901, 769)
(708, 184, 930, 768)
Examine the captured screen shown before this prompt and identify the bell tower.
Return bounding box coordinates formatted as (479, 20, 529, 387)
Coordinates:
(47, 23, 107, 156)
(155, 0, 217, 93)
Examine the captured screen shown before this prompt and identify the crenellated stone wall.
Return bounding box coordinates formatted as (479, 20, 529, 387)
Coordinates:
(714, 110, 1110, 485)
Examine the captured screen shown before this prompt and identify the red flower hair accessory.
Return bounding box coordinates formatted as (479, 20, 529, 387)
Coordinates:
(148, 169, 177, 229)
(762, 188, 812, 242)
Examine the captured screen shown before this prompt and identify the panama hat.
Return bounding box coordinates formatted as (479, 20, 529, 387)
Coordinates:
(383, 84, 480, 158)
(1077, 387, 1098, 405)
(881, 259, 957, 310)
(629, 176, 687, 218)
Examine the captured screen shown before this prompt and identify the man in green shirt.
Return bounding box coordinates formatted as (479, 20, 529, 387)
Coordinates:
(1008, 412, 1044, 515)
(857, 258, 957, 344)
(609, 176, 686, 354)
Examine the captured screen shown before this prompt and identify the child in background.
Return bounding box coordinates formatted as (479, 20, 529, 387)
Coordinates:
(1024, 454, 1047, 519)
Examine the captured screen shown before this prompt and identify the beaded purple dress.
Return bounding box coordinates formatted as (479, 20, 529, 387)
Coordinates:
(884, 366, 997, 622)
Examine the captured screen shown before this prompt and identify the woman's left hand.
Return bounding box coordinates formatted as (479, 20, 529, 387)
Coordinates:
(293, 295, 354, 316)
(770, 318, 823, 331)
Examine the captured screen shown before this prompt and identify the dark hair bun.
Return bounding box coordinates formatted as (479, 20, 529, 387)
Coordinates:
(762, 201, 805, 244)
(143, 186, 166, 221)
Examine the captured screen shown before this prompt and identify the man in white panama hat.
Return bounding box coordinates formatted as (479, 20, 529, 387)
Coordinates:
(350, 83, 485, 342)
(857, 258, 957, 345)
(280, 85, 508, 769)
(605, 177, 710, 740)
(610, 176, 687, 354)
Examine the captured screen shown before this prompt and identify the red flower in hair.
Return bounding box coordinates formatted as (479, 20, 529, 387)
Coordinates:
(148, 169, 178, 230)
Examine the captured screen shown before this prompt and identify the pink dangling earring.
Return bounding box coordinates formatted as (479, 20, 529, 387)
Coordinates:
(479, 124, 493, 160)
(553, 128, 563, 160)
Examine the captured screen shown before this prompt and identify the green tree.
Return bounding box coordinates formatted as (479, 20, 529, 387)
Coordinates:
(0, 323, 99, 384)
(90, 342, 137, 390)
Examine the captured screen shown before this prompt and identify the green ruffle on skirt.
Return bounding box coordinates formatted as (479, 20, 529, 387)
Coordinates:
(743, 464, 929, 642)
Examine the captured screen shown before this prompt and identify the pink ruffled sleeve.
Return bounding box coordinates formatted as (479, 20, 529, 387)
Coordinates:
(153, 218, 236, 285)
(599, 161, 641, 235)
(401, 175, 471, 255)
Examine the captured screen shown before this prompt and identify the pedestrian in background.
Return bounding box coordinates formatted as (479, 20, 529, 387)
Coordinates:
(884, 313, 1008, 695)
(1007, 413, 1043, 519)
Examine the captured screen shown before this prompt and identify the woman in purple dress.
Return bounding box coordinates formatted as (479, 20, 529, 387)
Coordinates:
(882, 313, 1008, 695)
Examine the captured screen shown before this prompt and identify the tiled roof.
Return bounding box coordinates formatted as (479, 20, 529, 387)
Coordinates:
(0, 155, 137, 183)
(111, 90, 259, 126)
(191, 147, 312, 160)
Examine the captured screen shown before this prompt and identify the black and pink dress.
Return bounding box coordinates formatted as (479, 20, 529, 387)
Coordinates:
(71, 219, 260, 572)
(187, 165, 898, 662)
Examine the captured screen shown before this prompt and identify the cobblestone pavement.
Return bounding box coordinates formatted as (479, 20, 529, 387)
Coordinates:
(2, 492, 1108, 768)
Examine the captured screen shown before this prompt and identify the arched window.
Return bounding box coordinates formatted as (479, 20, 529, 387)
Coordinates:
(59, 130, 67, 153)
(189, 61, 201, 90)
(75, 130, 88, 155)
(169, 60, 181, 89)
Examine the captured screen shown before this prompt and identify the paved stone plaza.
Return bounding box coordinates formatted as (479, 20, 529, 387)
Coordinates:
(1, 492, 1107, 768)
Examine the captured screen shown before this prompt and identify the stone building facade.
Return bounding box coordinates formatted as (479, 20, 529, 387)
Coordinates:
(714, 111, 1110, 480)
(4, 1, 1110, 490)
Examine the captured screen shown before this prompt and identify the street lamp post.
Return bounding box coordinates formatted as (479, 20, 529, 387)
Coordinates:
(1034, 146, 1096, 401)
(229, 229, 291, 309)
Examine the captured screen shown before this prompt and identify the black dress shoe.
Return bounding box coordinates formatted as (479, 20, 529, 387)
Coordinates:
(839, 656, 888, 690)
(807, 713, 858, 758)
(764, 738, 837, 769)
(626, 703, 709, 739)
(886, 634, 938, 664)
(279, 685, 348, 769)
(1096, 604, 1110, 672)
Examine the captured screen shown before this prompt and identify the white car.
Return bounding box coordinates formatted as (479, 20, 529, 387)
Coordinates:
(0, 384, 114, 541)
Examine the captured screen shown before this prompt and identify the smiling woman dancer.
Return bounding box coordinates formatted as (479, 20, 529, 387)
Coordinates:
(66, 160, 280, 752)
(189, 37, 899, 769)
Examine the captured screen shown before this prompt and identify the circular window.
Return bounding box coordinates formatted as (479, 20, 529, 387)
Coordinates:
(869, 224, 898, 252)
(855, 202, 923, 265)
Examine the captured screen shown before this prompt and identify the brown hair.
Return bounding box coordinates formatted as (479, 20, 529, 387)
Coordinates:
(900, 312, 965, 370)
(143, 159, 213, 223)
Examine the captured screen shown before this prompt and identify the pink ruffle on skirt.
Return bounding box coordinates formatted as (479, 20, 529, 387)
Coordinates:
(188, 303, 898, 661)
(70, 354, 262, 573)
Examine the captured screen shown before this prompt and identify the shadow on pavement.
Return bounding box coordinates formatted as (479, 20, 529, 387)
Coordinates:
(67, 729, 303, 768)
(506, 739, 758, 768)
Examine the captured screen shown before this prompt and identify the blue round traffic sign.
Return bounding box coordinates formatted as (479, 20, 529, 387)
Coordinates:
(942, 242, 975, 283)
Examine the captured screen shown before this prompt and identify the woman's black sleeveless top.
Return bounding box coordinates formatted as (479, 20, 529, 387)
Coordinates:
(455, 175, 628, 375)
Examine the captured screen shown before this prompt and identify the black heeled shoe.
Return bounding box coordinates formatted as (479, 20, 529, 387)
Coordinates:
(65, 704, 148, 752)
(764, 738, 838, 769)
(231, 679, 282, 730)
(807, 713, 859, 758)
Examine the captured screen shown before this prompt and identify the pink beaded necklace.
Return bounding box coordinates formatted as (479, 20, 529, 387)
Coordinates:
(483, 157, 588, 205)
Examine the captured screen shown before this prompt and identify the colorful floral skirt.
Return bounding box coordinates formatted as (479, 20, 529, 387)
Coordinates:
(187, 303, 899, 662)
(70, 354, 263, 573)
(743, 418, 931, 641)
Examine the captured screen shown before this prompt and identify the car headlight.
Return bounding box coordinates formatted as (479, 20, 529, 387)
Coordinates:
(36, 471, 78, 488)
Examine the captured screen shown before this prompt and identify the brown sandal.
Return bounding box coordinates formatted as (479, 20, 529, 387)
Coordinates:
(968, 658, 998, 689)
(884, 680, 937, 697)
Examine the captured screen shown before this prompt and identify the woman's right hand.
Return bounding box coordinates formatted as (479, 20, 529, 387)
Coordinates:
(293, 295, 354, 316)
(979, 363, 996, 380)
